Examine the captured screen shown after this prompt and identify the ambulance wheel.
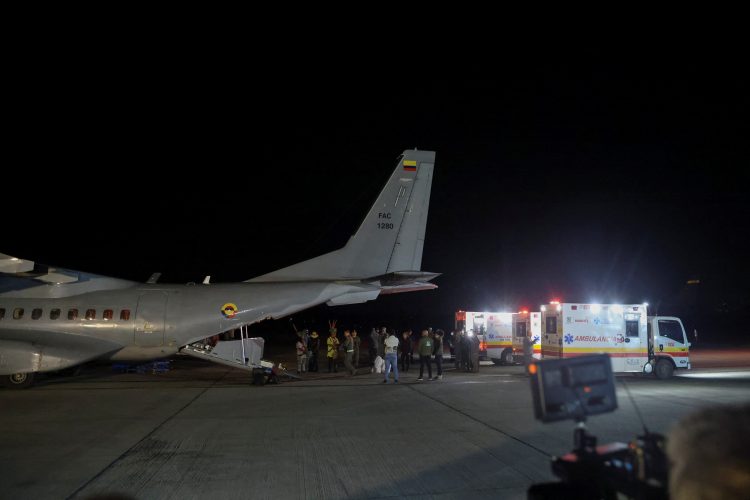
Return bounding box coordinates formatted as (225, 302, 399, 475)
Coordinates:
(502, 348, 514, 365)
(4, 372, 35, 389)
(654, 359, 674, 380)
(491, 358, 503, 366)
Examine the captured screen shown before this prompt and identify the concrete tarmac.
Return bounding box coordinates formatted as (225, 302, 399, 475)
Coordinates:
(2, 355, 750, 500)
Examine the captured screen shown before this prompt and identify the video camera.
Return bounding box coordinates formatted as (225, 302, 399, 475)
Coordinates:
(527, 354, 668, 500)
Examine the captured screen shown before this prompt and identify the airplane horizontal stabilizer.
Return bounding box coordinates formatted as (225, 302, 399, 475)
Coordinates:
(378, 283, 438, 295)
(326, 290, 381, 306)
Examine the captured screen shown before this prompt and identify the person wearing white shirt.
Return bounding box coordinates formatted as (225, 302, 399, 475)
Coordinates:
(383, 331, 400, 383)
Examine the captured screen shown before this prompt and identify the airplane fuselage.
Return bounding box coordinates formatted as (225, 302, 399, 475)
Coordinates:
(0, 281, 366, 374)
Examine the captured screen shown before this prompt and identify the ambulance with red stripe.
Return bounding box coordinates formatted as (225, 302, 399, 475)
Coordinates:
(511, 310, 542, 363)
(540, 302, 690, 379)
(485, 312, 515, 364)
(455, 310, 488, 359)
(455, 310, 516, 363)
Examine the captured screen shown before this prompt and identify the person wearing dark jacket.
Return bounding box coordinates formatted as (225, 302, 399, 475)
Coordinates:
(308, 331, 320, 372)
(433, 330, 445, 380)
(400, 330, 413, 372)
(469, 333, 480, 373)
(417, 330, 433, 381)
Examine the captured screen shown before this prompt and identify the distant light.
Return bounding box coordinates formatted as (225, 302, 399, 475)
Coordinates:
(556, 304, 562, 312)
(520, 308, 529, 314)
(591, 304, 601, 314)
(528, 363, 538, 375)
(10, 257, 19, 261)
(550, 300, 560, 305)
(540, 305, 547, 312)
(687, 279, 700, 285)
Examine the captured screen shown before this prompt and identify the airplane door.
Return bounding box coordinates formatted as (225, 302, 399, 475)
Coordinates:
(134, 292, 167, 347)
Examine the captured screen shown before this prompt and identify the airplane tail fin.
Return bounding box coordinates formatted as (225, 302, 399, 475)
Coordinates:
(248, 149, 435, 282)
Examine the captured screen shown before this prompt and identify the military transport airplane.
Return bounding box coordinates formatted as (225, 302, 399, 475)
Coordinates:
(0, 149, 438, 388)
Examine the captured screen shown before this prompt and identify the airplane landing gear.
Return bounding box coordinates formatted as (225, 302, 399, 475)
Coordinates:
(3, 372, 35, 389)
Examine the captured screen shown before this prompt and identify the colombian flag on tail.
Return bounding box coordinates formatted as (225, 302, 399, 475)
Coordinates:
(403, 160, 417, 171)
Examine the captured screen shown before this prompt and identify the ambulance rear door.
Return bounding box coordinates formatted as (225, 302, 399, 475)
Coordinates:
(530, 312, 542, 359)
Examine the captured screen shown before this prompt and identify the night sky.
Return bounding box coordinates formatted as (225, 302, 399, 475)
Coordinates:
(5, 60, 748, 342)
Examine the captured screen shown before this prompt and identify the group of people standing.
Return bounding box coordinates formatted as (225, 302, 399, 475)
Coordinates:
(295, 328, 362, 376)
(295, 325, 477, 381)
(369, 327, 447, 383)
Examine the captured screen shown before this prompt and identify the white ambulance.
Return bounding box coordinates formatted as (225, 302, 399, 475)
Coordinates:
(455, 310, 515, 362)
(540, 302, 690, 379)
(485, 312, 515, 364)
(511, 310, 542, 363)
(455, 310, 488, 358)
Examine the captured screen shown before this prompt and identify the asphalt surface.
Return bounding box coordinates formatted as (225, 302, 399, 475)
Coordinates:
(1, 348, 749, 500)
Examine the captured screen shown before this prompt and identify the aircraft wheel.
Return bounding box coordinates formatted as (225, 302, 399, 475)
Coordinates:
(4, 372, 35, 389)
(654, 359, 674, 380)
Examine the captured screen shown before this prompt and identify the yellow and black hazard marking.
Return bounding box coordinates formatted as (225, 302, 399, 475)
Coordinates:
(221, 303, 238, 318)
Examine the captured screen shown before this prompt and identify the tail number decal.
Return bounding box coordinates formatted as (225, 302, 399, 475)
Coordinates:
(377, 212, 393, 229)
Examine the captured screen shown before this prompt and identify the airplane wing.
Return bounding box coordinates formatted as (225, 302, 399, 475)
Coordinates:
(0, 252, 136, 299)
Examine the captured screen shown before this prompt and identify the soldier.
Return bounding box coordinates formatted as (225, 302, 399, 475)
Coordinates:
(352, 329, 361, 367)
(378, 327, 387, 359)
(417, 329, 433, 381)
(326, 329, 339, 373)
(343, 330, 356, 375)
